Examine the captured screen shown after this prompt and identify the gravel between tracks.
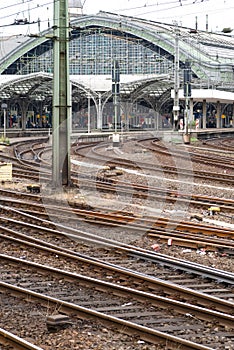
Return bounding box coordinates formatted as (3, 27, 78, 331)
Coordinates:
(1, 137, 234, 349)
(1, 294, 164, 350)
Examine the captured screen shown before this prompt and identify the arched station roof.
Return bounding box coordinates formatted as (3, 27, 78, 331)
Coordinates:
(0, 72, 174, 114)
(0, 11, 233, 109)
(0, 72, 97, 103)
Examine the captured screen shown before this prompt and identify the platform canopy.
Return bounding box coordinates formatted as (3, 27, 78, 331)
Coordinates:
(0, 72, 174, 107)
(0, 72, 91, 103)
(171, 89, 234, 104)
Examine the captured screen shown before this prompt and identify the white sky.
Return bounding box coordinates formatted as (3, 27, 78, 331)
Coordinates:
(84, 0, 234, 32)
(0, 0, 233, 36)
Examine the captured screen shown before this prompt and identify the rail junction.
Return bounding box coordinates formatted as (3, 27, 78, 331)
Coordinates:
(0, 3, 234, 349)
(0, 129, 233, 349)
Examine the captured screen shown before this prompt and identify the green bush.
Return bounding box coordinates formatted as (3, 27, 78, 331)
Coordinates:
(0, 135, 10, 145)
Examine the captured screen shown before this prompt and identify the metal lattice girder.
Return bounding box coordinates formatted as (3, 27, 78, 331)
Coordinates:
(0, 72, 96, 104)
(120, 75, 174, 103)
(0, 72, 53, 100)
(1, 12, 234, 86)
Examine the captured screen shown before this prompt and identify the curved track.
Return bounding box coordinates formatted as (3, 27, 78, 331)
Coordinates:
(0, 136, 234, 349)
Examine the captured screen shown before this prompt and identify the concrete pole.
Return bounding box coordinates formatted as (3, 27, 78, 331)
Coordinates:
(52, 0, 71, 187)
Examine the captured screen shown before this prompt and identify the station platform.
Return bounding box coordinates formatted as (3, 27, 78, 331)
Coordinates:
(187, 127, 234, 140)
(71, 127, 234, 144)
(1, 127, 233, 146)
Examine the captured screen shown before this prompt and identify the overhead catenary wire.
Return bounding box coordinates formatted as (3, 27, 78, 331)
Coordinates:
(114, 0, 208, 12)
(0, 0, 232, 34)
(0, 0, 54, 32)
(0, 0, 211, 26)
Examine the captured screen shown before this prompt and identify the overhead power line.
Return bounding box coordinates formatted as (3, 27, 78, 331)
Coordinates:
(114, 0, 209, 12)
(0, 0, 54, 32)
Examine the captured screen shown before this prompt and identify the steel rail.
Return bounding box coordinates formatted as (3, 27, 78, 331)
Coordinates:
(147, 138, 234, 168)
(0, 282, 214, 350)
(1, 198, 233, 242)
(202, 138, 234, 152)
(2, 174, 234, 210)
(13, 205, 234, 251)
(2, 207, 234, 253)
(0, 328, 44, 350)
(1, 170, 234, 215)
(75, 142, 234, 184)
(3, 138, 234, 187)
(2, 254, 234, 326)
(98, 178, 234, 207)
(73, 175, 234, 213)
(1, 233, 233, 314)
(0, 153, 49, 177)
(1, 211, 234, 285)
(21, 209, 234, 249)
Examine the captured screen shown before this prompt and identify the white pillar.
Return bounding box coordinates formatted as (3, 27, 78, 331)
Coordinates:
(97, 93, 102, 130)
(87, 94, 91, 133)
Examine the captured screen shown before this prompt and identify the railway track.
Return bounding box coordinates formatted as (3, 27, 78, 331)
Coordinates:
(0, 192, 233, 252)
(140, 138, 234, 170)
(1, 205, 234, 290)
(0, 328, 44, 350)
(1, 139, 234, 255)
(0, 136, 233, 349)
(3, 137, 234, 186)
(1, 228, 234, 304)
(2, 282, 226, 350)
(202, 137, 234, 152)
(2, 139, 234, 212)
(2, 158, 234, 216)
(75, 175, 234, 213)
(73, 139, 234, 185)
(1, 251, 234, 349)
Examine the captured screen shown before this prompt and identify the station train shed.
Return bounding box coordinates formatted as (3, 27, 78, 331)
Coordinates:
(0, 10, 233, 131)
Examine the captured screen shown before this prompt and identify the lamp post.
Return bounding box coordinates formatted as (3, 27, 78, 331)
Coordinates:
(1, 103, 7, 139)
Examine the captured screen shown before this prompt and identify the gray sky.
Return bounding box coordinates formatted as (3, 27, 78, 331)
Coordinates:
(0, 0, 233, 35)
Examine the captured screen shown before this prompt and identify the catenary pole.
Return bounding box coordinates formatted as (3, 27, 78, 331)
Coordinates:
(52, 0, 71, 187)
(173, 24, 180, 130)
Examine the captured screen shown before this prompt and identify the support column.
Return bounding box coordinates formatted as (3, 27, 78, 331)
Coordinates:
(231, 103, 234, 127)
(97, 93, 102, 130)
(18, 97, 30, 131)
(87, 94, 91, 133)
(189, 98, 194, 128)
(202, 100, 207, 129)
(122, 101, 132, 131)
(216, 101, 221, 128)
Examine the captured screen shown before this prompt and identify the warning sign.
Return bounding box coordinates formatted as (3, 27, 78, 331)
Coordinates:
(0, 163, 12, 181)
